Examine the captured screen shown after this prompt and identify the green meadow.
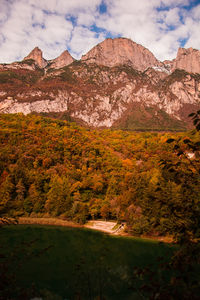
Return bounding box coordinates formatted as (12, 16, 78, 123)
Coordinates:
(0, 225, 175, 299)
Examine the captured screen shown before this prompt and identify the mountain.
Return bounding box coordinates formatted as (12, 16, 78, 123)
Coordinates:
(24, 47, 47, 68)
(0, 37, 200, 130)
(48, 50, 74, 69)
(169, 47, 200, 74)
(81, 37, 163, 71)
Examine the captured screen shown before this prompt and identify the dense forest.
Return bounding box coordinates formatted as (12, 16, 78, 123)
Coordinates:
(0, 113, 199, 240)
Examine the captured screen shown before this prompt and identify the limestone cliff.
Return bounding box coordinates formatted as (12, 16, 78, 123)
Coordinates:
(171, 47, 200, 74)
(49, 50, 74, 69)
(81, 37, 162, 71)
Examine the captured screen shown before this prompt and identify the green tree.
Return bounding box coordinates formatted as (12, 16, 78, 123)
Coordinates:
(0, 176, 15, 215)
(45, 175, 72, 216)
(15, 179, 26, 210)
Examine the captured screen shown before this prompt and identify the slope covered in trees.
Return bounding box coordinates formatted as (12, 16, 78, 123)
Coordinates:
(0, 113, 199, 240)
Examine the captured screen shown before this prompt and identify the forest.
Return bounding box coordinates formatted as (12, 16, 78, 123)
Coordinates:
(0, 112, 200, 241)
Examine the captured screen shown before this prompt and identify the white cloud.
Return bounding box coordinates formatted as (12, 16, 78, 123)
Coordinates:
(164, 8, 181, 26)
(31, 8, 45, 25)
(69, 26, 106, 59)
(29, 0, 102, 15)
(159, 0, 189, 7)
(76, 13, 96, 27)
(0, 0, 102, 63)
(190, 3, 200, 20)
(0, 0, 11, 25)
(184, 16, 200, 49)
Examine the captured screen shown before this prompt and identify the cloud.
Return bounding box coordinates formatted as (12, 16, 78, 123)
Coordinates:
(0, 0, 199, 63)
(180, 4, 200, 50)
(29, 0, 102, 15)
(162, 8, 181, 27)
(69, 26, 106, 59)
(76, 13, 96, 27)
(159, 0, 190, 7)
(0, 0, 102, 62)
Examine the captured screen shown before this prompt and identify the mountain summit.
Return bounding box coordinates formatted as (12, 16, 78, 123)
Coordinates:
(49, 50, 74, 69)
(22, 38, 200, 74)
(81, 37, 162, 71)
(172, 47, 200, 74)
(24, 47, 47, 68)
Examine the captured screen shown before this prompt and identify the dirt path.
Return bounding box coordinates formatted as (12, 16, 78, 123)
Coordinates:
(18, 217, 125, 235)
(85, 220, 117, 233)
(85, 220, 126, 235)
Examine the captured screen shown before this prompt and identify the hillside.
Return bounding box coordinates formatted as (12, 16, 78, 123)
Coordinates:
(0, 113, 199, 239)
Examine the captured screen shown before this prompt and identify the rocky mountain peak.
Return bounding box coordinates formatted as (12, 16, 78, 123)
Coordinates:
(49, 50, 74, 69)
(171, 47, 200, 73)
(1, 37, 200, 131)
(24, 47, 47, 68)
(81, 37, 162, 71)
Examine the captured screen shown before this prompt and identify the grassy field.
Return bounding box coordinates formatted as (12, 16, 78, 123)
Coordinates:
(0, 225, 175, 299)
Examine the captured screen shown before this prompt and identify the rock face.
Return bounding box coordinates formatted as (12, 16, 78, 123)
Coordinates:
(169, 47, 200, 73)
(49, 50, 74, 69)
(24, 47, 47, 68)
(0, 62, 36, 71)
(81, 37, 162, 71)
(0, 91, 68, 115)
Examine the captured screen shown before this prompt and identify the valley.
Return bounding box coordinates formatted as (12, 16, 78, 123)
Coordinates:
(0, 36, 200, 299)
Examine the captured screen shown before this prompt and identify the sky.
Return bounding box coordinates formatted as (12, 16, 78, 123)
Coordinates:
(0, 0, 200, 63)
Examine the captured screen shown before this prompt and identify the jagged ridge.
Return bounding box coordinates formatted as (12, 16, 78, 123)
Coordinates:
(0, 37, 200, 130)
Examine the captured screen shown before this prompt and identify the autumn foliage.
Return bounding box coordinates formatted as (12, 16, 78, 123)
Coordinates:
(0, 113, 199, 239)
